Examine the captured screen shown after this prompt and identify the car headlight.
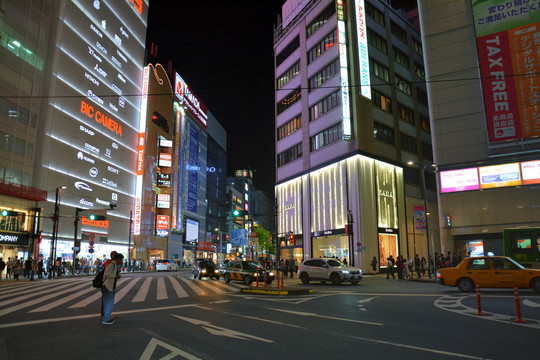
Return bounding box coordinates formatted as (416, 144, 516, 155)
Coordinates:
(269, 272, 274, 276)
(341, 270, 350, 274)
(202, 269, 207, 273)
(214, 270, 219, 274)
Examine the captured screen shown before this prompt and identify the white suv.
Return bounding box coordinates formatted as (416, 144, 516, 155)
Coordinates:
(298, 258, 362, 285)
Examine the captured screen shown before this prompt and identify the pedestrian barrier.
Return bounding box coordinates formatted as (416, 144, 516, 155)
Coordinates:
(475, 283, 484, 315)
(255, 267, 259, 288)
(513, 287, 524, 323)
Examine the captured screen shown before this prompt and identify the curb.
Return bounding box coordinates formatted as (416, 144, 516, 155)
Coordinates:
(240, 287, 314, 296)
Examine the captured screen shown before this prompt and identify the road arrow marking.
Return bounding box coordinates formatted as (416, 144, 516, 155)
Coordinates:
(357, 297, 377, 304)
(171, 314, 273, 343)
(139, 337, 201, 360)
(523, 299, 540, 308)
(267, 308, 383, 326)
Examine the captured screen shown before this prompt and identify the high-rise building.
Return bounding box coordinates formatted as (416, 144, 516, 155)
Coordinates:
(274, 0, 436, 271)
(0, 0, 149, 262)
(418, 0, 540, 261)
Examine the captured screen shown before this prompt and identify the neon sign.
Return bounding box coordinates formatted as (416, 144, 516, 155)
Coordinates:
(336, 0, 352, 141)
(80, 100, 123, 136)
(128, 0, 143, 14)
(174, 73, 208, 129)
(354, 0, 371, 99)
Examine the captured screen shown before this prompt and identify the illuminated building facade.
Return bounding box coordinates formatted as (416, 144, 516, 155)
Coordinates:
(274, 0, 435, 271)
(418, 0, 540, 256)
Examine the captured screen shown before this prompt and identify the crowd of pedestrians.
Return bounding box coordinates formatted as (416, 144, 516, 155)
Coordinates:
(384, 251, 464, 280)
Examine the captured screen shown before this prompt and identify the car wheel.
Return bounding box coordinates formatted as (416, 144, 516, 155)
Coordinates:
(300, 272, 310, 284)
(457, 278, 474, 292)
(243, 275, 252, 285)
(531, 277, 540, 293)
(330, 273, 341, 285)
(351, 281, 359, 285)
(224, 274, 230, 283)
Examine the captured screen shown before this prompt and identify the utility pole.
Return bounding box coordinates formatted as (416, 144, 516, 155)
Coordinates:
(72, 208, 82, 275)
(274, 197, 279, 272)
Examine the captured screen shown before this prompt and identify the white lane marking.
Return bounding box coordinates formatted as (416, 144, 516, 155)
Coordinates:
(114, 278, 141, 303)
(69, 278, 128, 308)
(29, 285, 96, 313)
(523, 299, 540, 308)
(213, 309, 307, 329)
(348, 335, 485, 359)
(168, 276, 188, 299)
(0, 280, 81, 306)
(178, 277, 207, 296)
(357, 297, 377, 304)
(0, 279, 81, 299)
(139, 337, 202, 360)
(195, 280, 228, 294)
(171, 314, 273, 343)
(156, 277, 168, 300)
(0, 281, 89, 316)
(267, 308, 383, 326)
(0, 303, 199, 329)
(209, 279, 238, 291)
(132, 277, 153, 303)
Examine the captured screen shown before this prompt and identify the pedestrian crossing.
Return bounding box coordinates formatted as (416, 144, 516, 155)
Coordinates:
(0, 274, 245, 317)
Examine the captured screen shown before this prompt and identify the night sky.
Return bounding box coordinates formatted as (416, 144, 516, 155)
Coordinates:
(146, 1, 284, 195)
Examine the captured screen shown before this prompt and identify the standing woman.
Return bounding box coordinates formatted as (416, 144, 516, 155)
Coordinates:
(371, 257, 378, 274)
(13, 258, 22, 280)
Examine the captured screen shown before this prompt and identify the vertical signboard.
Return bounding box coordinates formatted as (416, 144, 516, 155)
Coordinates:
(354, 0, 371, 99)
(187, 126, 199, 213)
(414, 205, 426, 230)
(472, 1, 540, 144)
(47, 0, 148, 241)
(336, 0, 352, 140)
(375, 161, 398, 229)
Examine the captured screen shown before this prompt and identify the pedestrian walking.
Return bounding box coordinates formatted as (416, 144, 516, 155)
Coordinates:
(420, 257, 427, 277)
(38, 259, 45, 278)
(386, 255, 395, 280)
(396, 255, 404, 280)
(6, 257, 13, 279)
(101, 253, 123, 325)
(0, 258, 5, 280)
(371, 257, 378, 274)
(13, 258, 21, 280)
(414, 254, 421, 279)
(30, 258, 37, 280)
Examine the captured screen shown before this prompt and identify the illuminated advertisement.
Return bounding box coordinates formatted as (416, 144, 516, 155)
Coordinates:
(376, 161, 398, 229)
(479, 162, 522, 189)
(521, 160, 540, 185)
(440, 168, 480, 193)
(156, 215, 169, 230)
(336, 0, 352, 141)
(174, 73, 208, 129)
(158, 153, 172, 167)
(157, 173, 171, 187)
(472, 1, 540, 143)
(157, 194, 170, 208)
(354, 0, 371, 99)
(185, 218, 199, 244)
(46, 0, 148, 241)
(187, 126, 199, 213)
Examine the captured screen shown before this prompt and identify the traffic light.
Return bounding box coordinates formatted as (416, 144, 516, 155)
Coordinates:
(232, 209, 245, 218)
(88, 214, 107, 221)
(1, 210, 18, 217)
(289, 232, 294, 244)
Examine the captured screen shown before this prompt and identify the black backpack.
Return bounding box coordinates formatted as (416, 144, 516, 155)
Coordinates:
(92, 269, 105, 288)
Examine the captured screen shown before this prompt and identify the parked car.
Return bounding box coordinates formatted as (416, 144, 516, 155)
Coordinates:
(437, 256, 540, 292)
(298, 258, 362, 285)
(155, 259, 179, 271)
(194, 260, 220, 280)
(221, 260, 275, 285)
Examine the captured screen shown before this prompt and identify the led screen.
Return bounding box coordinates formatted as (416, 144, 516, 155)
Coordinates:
(185, 218, 199, 244)
(479, 163, 522, 189)
(440, 168, 480, 193)
(521, 160, 540, 185)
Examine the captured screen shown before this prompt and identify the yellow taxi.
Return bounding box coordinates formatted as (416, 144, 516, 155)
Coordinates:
(438, 256, 540, 292)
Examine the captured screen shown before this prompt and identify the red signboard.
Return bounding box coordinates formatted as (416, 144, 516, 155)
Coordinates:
(156, 215, 169, 230)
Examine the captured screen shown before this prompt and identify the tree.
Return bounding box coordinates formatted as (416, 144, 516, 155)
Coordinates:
(253, 225, 275, 255)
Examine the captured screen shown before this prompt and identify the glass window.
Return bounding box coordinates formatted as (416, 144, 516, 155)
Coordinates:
(309, 90, 341, 121)
(306, 2, 336, 38)
(420, 114, 431, 133)
(309, 58, 339, 91)
(374, 122, 394, 144)
(393, 47, 409, 69)
(412, 39, 423, 56)
(467, 258, 490, 270)
(415, 63, 425, 79)
(396, 75, 412, 95)
(391, 21, 407, 44)
(277, 61, 300, 90)
(277, 143, 303, 167)
(400, 133, 417, 153)
(371, 90, 392, 112)
(277, 87, 301, 115)
(307, 28, 338, 64)
(422, 142, 433, 162)
(310, 122, 343, 151)
(398, 103, 414, 124)
(404, 167, 421, 185)
(366, 2, 384, 26)
(276, 36, 300, 67)
(417, 88, 429, 107)
(277, 115, 302, 140)
(367, 29, 387, 54)
(370, 59, 389, 83)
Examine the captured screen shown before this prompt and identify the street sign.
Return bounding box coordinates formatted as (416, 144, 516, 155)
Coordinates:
(356, 242, 361, 247)
(89, 233, 96, 240)
(89, 241, 95, 246)
(89, 248, 94, 253)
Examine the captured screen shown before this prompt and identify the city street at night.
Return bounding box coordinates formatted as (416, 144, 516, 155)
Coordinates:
(1, 272, 539, 359)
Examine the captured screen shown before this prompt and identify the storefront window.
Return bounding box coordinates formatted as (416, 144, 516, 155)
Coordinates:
(312, 235, 349, 263)
(378, 233, 398, 268)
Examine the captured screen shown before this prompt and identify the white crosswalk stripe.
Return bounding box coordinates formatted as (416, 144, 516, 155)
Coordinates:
(0, 274, 245, 315)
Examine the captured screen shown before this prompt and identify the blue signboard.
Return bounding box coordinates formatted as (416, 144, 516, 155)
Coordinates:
(230, 229, 248, 246)
(187, 126, 199, 213)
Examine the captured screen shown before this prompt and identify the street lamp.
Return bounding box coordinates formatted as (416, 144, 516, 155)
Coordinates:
(215, 227, 222, 265)
(407, 162, 436, 279)
(49, 185, 66, 279)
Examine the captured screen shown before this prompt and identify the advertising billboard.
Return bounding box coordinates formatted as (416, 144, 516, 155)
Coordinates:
(479, 162, 522, 189)
(174, 73, 208, 129)
(520, 160, 540, 185)
(354, 0, 371, 100)
(472, 0, 540, 144)
(336, 0, 352, 141)
(440, 168, 480, 193)
(185, 218, 199, 244)
(45, 1, 147, 241)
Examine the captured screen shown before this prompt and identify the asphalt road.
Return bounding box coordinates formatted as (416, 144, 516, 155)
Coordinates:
(0, 271, 539, 359)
